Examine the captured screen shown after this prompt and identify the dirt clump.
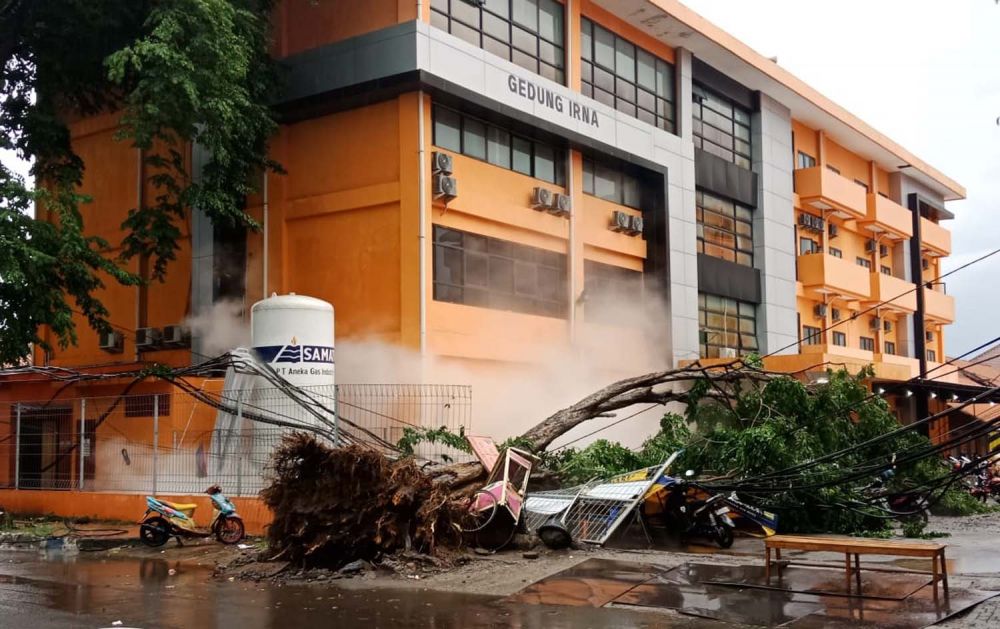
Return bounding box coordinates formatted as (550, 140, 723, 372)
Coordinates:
(260, 434, 471, 569)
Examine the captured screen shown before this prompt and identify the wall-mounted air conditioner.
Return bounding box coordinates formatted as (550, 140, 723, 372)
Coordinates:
(926, 331, 935, 341)
(431, 151, 453, 175)
(135, 327, 162, 350)
(548, 193, 572, 217)
(865, 239, 876, 253)
(831, 308, 841, 322)
(611, 210, 631, 232)
(869, 316, 881, 330)
(828, 224, 839, 238)
(433, 174, 458, 201)
(161, 324, 191, 348)
(628, 215, 644, 236)
(813, 304, 828, 318)
(531, 187, 552, 210)
(922, 258, 930, 270)
(98, 331, 124, 354)
(883, 320, 892, 332)
(879, 244, 889, 258)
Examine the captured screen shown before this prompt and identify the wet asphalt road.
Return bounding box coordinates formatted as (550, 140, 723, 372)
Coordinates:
(0, 550, 714, 629)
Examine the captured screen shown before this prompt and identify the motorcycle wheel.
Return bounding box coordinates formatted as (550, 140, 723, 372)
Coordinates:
(714, 525, 734, 549)
(215, 517, 246, 544)
(140, 517, 171, 547)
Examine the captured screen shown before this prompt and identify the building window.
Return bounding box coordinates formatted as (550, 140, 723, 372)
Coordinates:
(430, 0, 565, 83)
(796, 151, 816, 169)
(831, 308, 841, 321)
(860, 336, 875, 351)
(832, 331, 847, 347)
(433, 105, 566, 185)
(927, 349, 937, 362)
(799, 237, 819, 255)
(884, 341, 896, 355)
(696, 190, 753, 266)
(880, 265, 892, 275)
(580, 18, 675, 133)
(433, 225, 567, 318)
(856, 257, 872, 270)
(692, 83, 752, 169)
(698, 293, 758, 358)
(584, 260, 643, 324)
(802, 325, 822, 346)
(828, 247, 842, 258)
(582, 158, 641, 208)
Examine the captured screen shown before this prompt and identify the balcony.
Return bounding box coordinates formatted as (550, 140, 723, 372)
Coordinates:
(923, 286, 955, 324)
(794, 167, 867, 221)
(920, 217, 952, 257)
(797, 252, 871, 300)
(861, 194, 913, 240)
(868, 272, 916, 312)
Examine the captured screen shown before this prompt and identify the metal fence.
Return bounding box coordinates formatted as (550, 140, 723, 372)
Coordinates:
(0, 383, 473, 497)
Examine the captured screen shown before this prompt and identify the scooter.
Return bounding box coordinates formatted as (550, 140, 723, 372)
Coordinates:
(139, 485, 246, 547)
(661, 471, 735, 549)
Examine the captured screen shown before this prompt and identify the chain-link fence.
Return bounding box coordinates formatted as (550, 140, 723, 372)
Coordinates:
(0, 383, 473, 497)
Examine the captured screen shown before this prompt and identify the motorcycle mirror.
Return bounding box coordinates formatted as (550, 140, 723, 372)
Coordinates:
(685, 469, 695, 477)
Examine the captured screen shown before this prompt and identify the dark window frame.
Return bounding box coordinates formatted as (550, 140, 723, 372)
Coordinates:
(580, 17, 675, 133)
(856, 256, 872, 269)
(430, 0, 566, 83)
(692, 82, 753, 169)
(796, 151, 816, 170)
(582, 157, 642, 208)
(696, 190, 753, 267)
(698, 293, 758, 358)
(432, 104, 566, 186)
(884, 341, 896, 355)
(860, 336, 875, 352)
(802, 325, 822, 346)
(832, 331, 847, 347)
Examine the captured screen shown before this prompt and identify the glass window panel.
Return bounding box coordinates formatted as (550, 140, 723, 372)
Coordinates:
(615, 77, 636, 103)
(553, 152, 566, 186)
(594, 66, 614, 92)
(484, 0, 509, 18)
(539, 40, 560, 65)
(451, 20, 480, 46)
(489, 256, 514, 294)
(733, 106, 751, 125)
(512, 24, 536, 54)
(435, 225, 461, 246)
(580, 60, 593, 83)
(452, 0, 480, 26)
(514, 261, 537, 296)
(433, 107, 461, 151)
(581, 18, 593, 60)
(582, 159, 595, 194)
(637, 108, 656, 126)
(534, 143, 555, 183)
(637, 88, 656, 113)
(622, 175, 640, 209)
(538, 0, 563, 44)
(594, 24, 615, 69)
(431, 0, 448, 11)
(595, 163, 618, 202)
(512, 0, 538, 30)
(734, 124, 751, 141)
(615, 38, 636, 82)
(512, 136, 532, 175)
(581, 82, 593, 98)
(593, 87, 615, 108)
(655, 60, 673, 98)
(511, 49, 537, 73)
(436, 246, 463, 284)
(637, 49, 656, 90)
(466, 233, 487, 252)
(615, 98, 636, 117)
(483, 12, 509, 41)
(466, 253, 488, 287)
(483, 36, 511, 60)
(489, 238, 512, 257)
(487, 126, 511, 168)
(462, 117, 487, 159)
(430, 9, 449, 31)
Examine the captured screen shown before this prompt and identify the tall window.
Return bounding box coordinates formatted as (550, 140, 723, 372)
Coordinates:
(927, 349, 937, 362)
(698, 294, 758, 358)
(584, 260, 643, 324)
(580, 18, 675, 133)
(430, 0, 565, 83)
(696, 190, 753, 267)
(433, 105, 566, 185)
(802, 325, 822, 346)
(832, 331, 847, 347)
(582, 158, 641, 208)
(796, 151, 816, 169)
(860, 336, 875, 352)
(433, 225, 567, 318)
(692, 83, 752, 169)
(884, 341, 896, 355)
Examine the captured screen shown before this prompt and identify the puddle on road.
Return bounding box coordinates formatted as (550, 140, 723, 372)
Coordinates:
(0, 552, 711, 628)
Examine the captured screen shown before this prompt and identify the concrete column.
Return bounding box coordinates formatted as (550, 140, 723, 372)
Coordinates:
(751, 93, 798, 355)
(675, 48, 694, 142)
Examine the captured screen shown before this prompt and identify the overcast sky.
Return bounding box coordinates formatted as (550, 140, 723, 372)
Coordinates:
(3, 1, 996, 358)
(682, 0, 1000, 358)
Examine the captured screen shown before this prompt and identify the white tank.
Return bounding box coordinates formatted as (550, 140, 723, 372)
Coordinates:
(251, 293, 335, 388)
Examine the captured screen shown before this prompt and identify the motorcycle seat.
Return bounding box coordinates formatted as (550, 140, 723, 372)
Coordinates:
(161, 501, 198, 512)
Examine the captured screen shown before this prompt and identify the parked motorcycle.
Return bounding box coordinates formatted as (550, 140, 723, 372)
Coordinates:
(862, 467, 930, 526)
(660, 471, 735, 549)
(139, 485, 245, 547)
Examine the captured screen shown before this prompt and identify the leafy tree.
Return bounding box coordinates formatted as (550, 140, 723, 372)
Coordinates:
(0, 0, 279, 364)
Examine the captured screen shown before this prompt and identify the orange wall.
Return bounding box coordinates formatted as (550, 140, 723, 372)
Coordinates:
(275, 0, 417, 57)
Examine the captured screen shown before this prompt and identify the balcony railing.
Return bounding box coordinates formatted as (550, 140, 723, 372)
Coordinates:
(923, 285, 955, 323)
(868, 272, 916, 312)
(794, 167, 867, 220)
(797, 252, 871, 300)
(920, 217, 952, 257)
(862, 194, 913, 240)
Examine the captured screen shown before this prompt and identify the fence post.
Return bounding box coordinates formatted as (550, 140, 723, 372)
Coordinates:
(152, 394, 159, 496)
(14, 403, 21, 490)
(236, 390, 243, 497)
(333, 384, 340, 446)
(78, 398, 86, 490)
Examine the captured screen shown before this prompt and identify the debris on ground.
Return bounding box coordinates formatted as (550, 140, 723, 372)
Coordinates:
(260, 434, 472, 569)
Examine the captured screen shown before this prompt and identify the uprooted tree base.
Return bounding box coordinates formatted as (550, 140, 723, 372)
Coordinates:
(260, 435, 471, 569)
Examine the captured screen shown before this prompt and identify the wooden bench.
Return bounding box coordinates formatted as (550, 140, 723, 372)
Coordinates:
(764, 535, 948, 597)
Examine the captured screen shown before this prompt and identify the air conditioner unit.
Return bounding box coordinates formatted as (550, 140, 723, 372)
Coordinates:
(869, 316, 881, 330)
(161, 324, 191, 348)
(611, 210, 631, 232)
(798, 213, 811, 228)
(813, 215, 825, 230)
(879, 244, 889, 258)
(548, 193, 572, 217)
(135, 327, 162, 350)
(433, 174, 458, 201)
(530, 187, 552, 210)
(883, 320, 892, 332)
(813, 304, 828, 318)
(828, 224, 839, 238)
(719, 347, 738, 359)
(628, 215, 644, 236)
(865, 239, 876, 253)
(926, 331, 935, 341)
(98, 330, 124, 354)
(431, 151, 453, 175)
(831, 308, 841, 322)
